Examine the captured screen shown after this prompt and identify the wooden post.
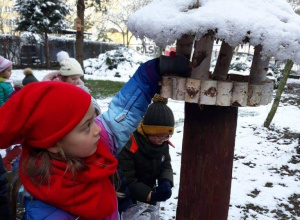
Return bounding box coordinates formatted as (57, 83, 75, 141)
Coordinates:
(191, 33, 214, 80)
(172, 77, 186, 101)
(232, 82, 248, 107)
(216, 81, 233, 106)
(161, 76, 173, 98)
(212, 41, 234, 81)
(176, 35, 238, 220)
(177, 104, 238, 220)
(185, 78, 201, 103)
(260, 82, 274, 105)
(176, 34, 194, 59)
(247, 84, 263, 106)
(199, 80, 217, 105)
(249, 44, 270, 83)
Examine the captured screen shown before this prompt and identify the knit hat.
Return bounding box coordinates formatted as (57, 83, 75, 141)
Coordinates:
(141, 94, 175, 135)
(23, 68, 33, 76)
(0, 81, 91, 149)
(57, 51, 84, 76)
(0, 56, 12, 73)
(22, 68, 38, 86)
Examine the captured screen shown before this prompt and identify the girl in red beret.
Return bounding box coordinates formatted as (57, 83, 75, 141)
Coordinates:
(0, 58, 162, 220)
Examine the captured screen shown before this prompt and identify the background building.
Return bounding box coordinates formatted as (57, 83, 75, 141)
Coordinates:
(0, 0, 19, 34)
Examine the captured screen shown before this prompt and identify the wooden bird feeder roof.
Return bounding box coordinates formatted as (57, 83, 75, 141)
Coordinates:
(128, 0, 300, 65)
(129, 0, 300, 107)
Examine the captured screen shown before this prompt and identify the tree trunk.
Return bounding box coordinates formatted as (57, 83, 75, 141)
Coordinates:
(176, 104, 238, 220)
(44, 32, 50, 68)
(264, 60, 294, 128)
(76, 0, 85, 70)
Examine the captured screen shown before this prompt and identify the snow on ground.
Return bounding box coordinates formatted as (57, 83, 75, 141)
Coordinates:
(5, 63, 300, 219)
(159, 81, 300, 220)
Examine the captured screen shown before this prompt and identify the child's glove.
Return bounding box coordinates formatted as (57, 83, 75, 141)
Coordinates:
(159, 53, 191, 77)
(150, 179, 172, 202)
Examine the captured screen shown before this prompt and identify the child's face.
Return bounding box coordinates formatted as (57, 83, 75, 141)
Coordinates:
(148, 134, 171, 145)
(63, 75, 81, 85)
(57, 103, 101, 158)
(0, 66, 12, 79)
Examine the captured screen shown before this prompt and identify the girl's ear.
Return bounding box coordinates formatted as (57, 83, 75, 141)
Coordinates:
(46, 145, 60, 154)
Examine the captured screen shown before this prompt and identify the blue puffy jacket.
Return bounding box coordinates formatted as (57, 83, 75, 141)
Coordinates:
(20, 58, 161, 220)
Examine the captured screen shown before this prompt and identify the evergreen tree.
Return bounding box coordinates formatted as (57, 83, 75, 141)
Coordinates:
(15, 0, 69, 68)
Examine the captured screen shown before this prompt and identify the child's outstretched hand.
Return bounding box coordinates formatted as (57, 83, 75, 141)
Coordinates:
(150, 179, 172, 202)
(159, 52, 191, 77)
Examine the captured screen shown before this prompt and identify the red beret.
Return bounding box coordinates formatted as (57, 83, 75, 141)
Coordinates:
(0, 81, 91, 149)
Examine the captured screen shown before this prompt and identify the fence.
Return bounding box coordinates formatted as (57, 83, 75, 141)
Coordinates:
(0, 35, 118, 67)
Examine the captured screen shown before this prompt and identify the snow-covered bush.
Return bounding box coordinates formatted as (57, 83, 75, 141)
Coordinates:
(84, 47, 151, 81)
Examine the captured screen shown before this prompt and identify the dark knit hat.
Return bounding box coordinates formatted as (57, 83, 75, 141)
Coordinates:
(22, 68, 38, 86)
(142, 94, 175, 135)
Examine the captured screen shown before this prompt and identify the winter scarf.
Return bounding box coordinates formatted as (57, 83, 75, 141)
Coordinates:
(20, 139, 118, 219)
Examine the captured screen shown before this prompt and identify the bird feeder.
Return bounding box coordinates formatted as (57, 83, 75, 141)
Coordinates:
(160, 40, 274, 107)
(127, 0, 300, 219)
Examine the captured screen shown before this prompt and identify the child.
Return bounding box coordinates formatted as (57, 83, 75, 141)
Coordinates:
(0, 55, 13, 106)
(118, 94, 174, 212)
(42, 51, 84, 86)
(22, 68, 38, 86)
(43, 51, 101, 115)
(0, 58, 166, 220)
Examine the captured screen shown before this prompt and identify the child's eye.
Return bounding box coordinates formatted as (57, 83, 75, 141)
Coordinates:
(84, 122, 91, 131)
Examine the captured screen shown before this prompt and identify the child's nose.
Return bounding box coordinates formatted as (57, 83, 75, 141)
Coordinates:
(94, 123, 101, 135)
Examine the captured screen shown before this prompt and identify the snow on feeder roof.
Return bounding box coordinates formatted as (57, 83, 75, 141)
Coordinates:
(128, 0, 300, 65)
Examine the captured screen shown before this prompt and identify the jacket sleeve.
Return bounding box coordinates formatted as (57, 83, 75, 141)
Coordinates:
(118, 143, 152, 203)
(158, 149, 174, 187)
(22, 195, 75, 220)
(0, 84, 4, 106)
(102, 58, 161, 154)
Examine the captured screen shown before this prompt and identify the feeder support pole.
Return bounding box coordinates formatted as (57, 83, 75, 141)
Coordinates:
(176, 35, 238, 220)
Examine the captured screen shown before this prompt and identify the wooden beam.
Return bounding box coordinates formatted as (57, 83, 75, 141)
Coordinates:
(212, 41, 234, 81)
(176, 33, 238, 220)
(191, 34, 214, 80)
(176, 34, 194, 58)
(176, 104, 238, 220)
(249, 44, 270, 83)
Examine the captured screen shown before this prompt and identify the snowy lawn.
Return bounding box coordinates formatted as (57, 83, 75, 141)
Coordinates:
(160, 79, 300, 220)
(4, 69, 300, 220)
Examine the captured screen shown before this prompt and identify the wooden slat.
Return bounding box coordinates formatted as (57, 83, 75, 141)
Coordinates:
(212, 41, 234, 81)
(249, 44, 270, 83)
(190, 33, 214, 80)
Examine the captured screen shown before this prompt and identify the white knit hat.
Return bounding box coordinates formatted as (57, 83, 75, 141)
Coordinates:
(57, 51, 84, 76)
